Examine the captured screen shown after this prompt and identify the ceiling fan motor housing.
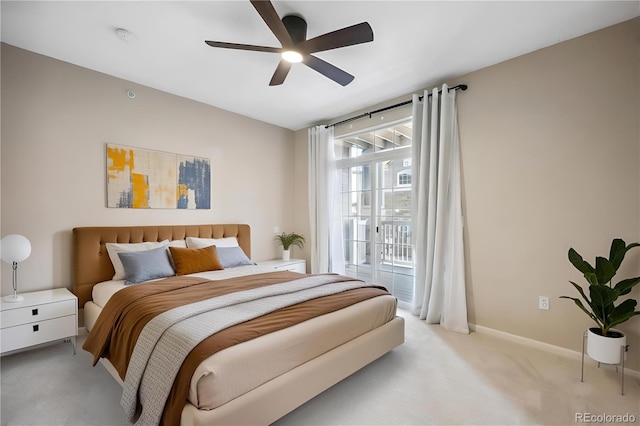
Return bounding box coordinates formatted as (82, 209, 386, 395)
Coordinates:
(282, 15, 307, 44)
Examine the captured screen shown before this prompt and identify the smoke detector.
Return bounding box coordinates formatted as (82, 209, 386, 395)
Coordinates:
(116, 28, 136, 42)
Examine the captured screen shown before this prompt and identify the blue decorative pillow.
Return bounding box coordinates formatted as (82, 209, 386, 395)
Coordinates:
(216, 246, 255, 268)
(117, 246, 176, 285)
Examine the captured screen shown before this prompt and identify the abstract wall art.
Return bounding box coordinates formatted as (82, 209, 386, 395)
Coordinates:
(106, 144, 211, 209)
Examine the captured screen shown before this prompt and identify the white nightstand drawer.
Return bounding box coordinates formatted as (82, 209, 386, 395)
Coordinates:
(0, 315, 76, 353)
(274, 262, 306, 273)
(1, 299, 76, 328)
(260, 259, 306, 274)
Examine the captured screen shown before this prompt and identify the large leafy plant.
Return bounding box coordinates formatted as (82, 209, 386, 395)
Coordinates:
(561, 238, 640, 337)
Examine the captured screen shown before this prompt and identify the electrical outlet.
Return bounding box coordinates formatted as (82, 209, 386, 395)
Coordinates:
(273, 226, 280, 234)
(539, 296, 550, 310)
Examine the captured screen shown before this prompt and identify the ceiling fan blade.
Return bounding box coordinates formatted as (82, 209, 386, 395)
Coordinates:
(269, 60, 292, 86)
(298, 22, 373, 54)
(250, 0, 294, 48)
(303, 55, 354, 86)
(205, 40, 280, 53)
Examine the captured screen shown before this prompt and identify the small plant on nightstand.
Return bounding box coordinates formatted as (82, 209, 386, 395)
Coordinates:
(274, 232, 305, 261)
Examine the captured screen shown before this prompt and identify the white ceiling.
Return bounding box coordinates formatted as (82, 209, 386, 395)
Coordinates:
(2, 1, 638, 131)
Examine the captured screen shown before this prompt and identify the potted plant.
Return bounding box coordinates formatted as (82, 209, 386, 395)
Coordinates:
(561, 238, 640, 364)
(274, 232, 305, 261)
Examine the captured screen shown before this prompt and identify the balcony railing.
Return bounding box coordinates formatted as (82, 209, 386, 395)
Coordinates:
(380, 221, 412, 267)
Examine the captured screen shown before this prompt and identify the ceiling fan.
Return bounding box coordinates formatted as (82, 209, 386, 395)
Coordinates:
(205, 0, 374, 86)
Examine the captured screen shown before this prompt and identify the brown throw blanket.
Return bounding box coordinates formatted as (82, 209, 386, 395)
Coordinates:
(83, 271, 391, 425)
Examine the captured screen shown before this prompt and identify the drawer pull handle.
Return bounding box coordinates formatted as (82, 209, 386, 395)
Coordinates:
(33, 325, 39, 332)
(32, 309, 39, 316)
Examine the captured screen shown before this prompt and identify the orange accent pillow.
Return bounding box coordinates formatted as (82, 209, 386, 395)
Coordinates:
(169, 245, 224, 276)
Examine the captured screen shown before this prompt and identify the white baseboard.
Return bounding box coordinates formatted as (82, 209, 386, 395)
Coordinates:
(469, 323, 640, 380)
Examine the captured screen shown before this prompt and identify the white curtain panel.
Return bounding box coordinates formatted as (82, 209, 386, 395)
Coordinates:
(411, 85, 469, 334)
(308, 126, 345, 275)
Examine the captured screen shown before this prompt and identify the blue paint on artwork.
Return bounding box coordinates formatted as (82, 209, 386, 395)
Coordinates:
(178, 158, 211, 209)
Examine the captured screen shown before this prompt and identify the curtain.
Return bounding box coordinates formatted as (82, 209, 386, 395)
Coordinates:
(308, 126, 345, 274)
(411, 84, 469, 334)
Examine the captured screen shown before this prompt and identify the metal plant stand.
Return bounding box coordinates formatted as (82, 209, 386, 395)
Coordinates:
(581, 330, 628, 395)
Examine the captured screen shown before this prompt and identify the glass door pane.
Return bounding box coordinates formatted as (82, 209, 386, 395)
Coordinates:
(374, 157, 413, 303)
(341, 165, 372, 282)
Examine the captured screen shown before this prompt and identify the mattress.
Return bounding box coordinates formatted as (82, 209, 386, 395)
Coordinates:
(86, 266, 398, 417)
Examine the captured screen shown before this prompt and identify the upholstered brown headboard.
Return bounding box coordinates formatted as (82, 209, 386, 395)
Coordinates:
(72, 224, 251, 307)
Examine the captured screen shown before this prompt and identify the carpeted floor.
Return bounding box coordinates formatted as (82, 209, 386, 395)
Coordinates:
(1, 309, 638, 425)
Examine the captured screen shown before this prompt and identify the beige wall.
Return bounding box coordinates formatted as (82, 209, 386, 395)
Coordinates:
(301, 18, 640, 370)
(1, 44, 295, 294)
(457, 17, 639, 371)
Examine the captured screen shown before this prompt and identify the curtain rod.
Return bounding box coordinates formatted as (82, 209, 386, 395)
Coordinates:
(325, 84, 468, 129)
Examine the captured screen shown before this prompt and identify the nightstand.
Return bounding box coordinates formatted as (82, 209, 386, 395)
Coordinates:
(1, 288, 78, 355)
(260, 259, 307, 274)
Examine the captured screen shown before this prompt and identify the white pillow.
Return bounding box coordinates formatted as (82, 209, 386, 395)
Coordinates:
(186, 236, 239, 249)
(168, 239, 187, 248)
(106, 240, 170, 280)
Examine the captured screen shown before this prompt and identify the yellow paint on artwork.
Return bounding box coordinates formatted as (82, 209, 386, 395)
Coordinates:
(177, 183, 189, 203)
(131, 173, 149, 208)
(107, 146, 134, 179)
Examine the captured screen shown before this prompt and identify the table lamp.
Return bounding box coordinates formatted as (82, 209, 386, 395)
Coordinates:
(1, 234, 32, 302)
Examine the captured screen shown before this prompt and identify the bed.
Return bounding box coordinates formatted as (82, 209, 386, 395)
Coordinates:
(72, 224, 404, 425)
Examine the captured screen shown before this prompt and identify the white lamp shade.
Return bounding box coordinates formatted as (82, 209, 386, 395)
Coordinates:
(1, 234, 31, 263)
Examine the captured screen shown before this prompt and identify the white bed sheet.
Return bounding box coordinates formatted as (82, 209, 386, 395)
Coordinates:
(91, 263, 281, 309)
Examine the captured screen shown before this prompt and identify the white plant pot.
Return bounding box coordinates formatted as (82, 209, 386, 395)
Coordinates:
(586, 327, 626, 364)
(282, 249, 290, 261)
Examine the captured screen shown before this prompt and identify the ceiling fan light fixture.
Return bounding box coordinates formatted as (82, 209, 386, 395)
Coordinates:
(281, 50, 303, 63)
